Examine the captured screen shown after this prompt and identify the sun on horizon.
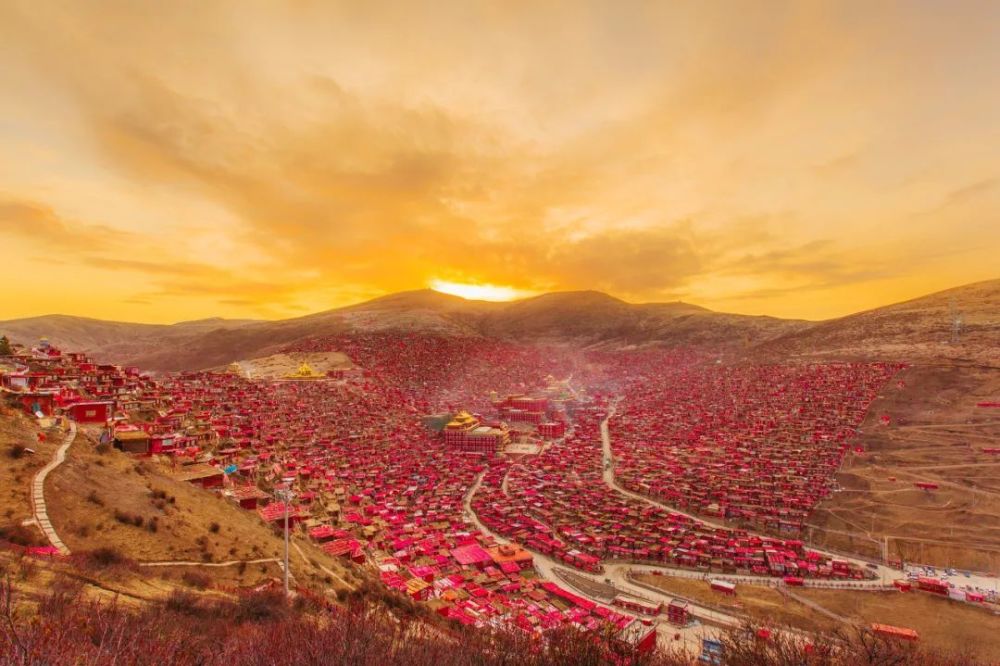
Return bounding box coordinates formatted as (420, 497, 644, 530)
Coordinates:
(0, 2, 997, 325)
(429, 279, 533, 302)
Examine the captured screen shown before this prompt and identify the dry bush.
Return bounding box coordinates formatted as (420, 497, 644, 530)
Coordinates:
(228, 589, 290, 624)
(113, 509, 145, 527)
(181, 571, 212, 590)
(0, 580, 988, 666)
(164, 590, 210, 617)
(77, 546, 135, 572)
(0, 525, 45, 547)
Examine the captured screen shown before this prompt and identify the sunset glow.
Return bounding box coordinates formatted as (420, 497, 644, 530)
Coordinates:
(429, 280, 531, 302)
(0, 2, 997, 323)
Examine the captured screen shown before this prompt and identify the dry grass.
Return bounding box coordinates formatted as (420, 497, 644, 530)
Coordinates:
(634, 574, 841, 634)
(0, 405, 58, 546)
(40, 422, 355, 596)
(809, 364, 1000, 570)
(796, 587, 1000, 662)
(0, 548, 233, 612)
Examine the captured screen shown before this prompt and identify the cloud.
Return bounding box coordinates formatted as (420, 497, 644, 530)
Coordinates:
(940, 178, 998, 209)
(79, 257, 216, 276)
(0, 1, 997, 321)
(0, 198, 131, 251)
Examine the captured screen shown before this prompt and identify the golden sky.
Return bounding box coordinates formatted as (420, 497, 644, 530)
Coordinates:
(0, 1, 997, 323)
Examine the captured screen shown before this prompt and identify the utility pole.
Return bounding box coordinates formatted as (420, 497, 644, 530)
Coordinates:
(276, 486, 295, 596)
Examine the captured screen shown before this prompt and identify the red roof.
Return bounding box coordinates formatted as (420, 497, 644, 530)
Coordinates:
(450, 544, 493, 566)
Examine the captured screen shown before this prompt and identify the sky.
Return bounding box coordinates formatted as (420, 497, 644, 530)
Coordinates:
(0, 0, 997, 323)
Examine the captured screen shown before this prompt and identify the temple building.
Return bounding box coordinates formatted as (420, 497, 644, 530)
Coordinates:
(443, 411, 509, 454)
(282, 361, 326, 381)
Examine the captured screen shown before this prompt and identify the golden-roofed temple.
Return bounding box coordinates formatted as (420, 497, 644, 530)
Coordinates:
(445, 410, 478, 431)
(283, 361, 325, 380)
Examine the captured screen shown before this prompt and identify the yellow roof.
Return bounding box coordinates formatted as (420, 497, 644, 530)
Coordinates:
(406, 578, 430, 593)
(445, 410, 479, 427)
(284, 361, 324, 379)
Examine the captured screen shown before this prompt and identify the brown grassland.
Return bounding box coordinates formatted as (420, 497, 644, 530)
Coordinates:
(808, 364, 1000, 571)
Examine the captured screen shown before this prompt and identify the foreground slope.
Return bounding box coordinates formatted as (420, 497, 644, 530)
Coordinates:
(0, 407, 356, 595)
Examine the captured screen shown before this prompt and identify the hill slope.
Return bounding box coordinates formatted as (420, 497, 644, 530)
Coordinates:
(755, 279, 1000, 367)
(0, 407, 355, 594)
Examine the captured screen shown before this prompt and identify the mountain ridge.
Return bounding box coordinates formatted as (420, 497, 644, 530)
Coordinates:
(1, 279, 997, 371)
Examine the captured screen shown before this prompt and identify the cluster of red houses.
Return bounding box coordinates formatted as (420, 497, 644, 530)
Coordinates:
(168, 348, 656, 638)
(608, 360, 905, 533)
(474, 395, 874, 580)
(0, 340, 143, 425)
(2, 332, 910, 643)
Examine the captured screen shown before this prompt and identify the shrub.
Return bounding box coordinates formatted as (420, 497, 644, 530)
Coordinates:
(87, 490, 105, 506)
(7, 444, 27, 459)
(181, 571, 212, 590)
(113, 510, 145, 527)
(83, 546, 130, 568)
(229, 589, 289, 624)
(0, 579, 987, 666)
(0, 524, 44, 547)
(209, 522, 221, 534)
(164, 590, 208, 617)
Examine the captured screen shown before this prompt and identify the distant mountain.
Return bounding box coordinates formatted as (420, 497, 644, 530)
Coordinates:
(1, 280, 996, 371)
(0, 314, 262, 370)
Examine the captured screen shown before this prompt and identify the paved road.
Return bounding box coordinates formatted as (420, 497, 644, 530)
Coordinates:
(31, 421, 76, 555)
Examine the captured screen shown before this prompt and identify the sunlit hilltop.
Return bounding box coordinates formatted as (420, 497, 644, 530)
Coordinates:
(429, 280, 534, 302)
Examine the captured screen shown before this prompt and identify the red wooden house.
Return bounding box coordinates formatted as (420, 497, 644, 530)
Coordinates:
(65, 401, 114, 423)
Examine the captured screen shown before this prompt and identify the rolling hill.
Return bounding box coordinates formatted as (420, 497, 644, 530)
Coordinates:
(755, 278, 1000, 367)
(1, 279, 997, 371)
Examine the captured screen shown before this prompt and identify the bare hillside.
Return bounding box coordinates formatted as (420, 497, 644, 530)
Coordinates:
(755, 279, 1000, 367)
